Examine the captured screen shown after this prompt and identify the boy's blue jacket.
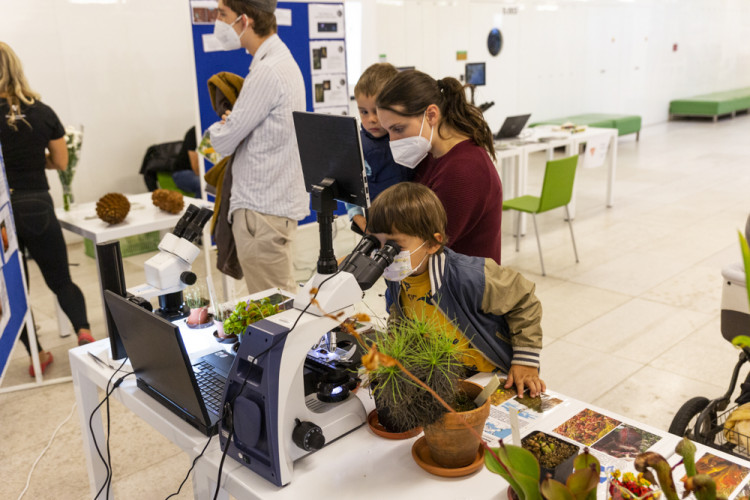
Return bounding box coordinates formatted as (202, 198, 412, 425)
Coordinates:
(386, 248, 542, 371)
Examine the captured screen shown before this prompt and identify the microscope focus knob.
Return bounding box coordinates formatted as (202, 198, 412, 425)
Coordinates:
(292, 420, 325, 451)
(180, 271, 197, 286)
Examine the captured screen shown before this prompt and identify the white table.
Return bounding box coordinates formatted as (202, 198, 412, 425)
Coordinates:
(69, 322, 221, 498)
(192, 372, 681, 500)
(495, 126, 619, 234)
(55, 192, 211, 337)
(72, 299, 750, 500)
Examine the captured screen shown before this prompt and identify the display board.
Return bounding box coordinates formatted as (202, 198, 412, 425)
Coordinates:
(188, 0, 349, 224)
(0, 143, 31, 385)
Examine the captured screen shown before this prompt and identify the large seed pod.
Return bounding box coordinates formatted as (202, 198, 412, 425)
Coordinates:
(96, 193, 130, 224)
(151, 189, 184, 214)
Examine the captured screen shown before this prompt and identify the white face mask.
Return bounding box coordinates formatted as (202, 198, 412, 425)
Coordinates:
(214, 16, 246, 51)
(389, 111, 434, 169)
(382, 242, 428, 281)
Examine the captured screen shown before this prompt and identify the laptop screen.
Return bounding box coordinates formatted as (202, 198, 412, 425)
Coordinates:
(103, 291, 208, 425)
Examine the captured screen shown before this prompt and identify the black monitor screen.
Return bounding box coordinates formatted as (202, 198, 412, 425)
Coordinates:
(465, 62, 486, 86)
(293, 112, 369, 208)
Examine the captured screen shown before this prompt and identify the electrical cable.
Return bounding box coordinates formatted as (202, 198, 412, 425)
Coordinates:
(164, 433, 214, 500)
(88, 356, 130, 500)
(16, 401, 78, 500)
(212, 268, 344, 500)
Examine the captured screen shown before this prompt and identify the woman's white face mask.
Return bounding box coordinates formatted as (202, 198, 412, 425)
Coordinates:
(382, 241, 428, 281)
(214, 16, 246, 51)
(388, 111, 434, 169)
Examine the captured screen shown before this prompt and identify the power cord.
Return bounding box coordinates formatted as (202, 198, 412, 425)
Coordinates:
(212, 269, 342, 500)
(164, 433, 214, 500)
(88, 356, 131, 500)
(17, 401, 78, 500)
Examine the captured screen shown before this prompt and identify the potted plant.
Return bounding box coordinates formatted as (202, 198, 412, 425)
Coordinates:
(222, 297, 282, 340)
(485, 443, 600, 500)
(212, 302, 234, 342)
(521, 431, 580, 484)
(363, 314, 490, 469)
(185, 284, 211, 327)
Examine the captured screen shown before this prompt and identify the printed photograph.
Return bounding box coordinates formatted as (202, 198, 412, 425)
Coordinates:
(553, 408, 621, 446)
(689, 452, 750, 499)
(516, 393, 563, 414)
(591, 423, 661, 459)
(489, 382, 515, 406)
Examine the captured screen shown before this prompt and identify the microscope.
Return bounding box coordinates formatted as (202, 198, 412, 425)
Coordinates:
(218, 112, 400, 486)
(127, 204, 213, 319)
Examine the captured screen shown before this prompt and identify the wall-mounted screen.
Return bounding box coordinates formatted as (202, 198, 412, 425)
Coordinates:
(465, 62, 486, 86)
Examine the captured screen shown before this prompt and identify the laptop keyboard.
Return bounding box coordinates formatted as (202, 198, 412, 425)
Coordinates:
(193, 361, 227, 415)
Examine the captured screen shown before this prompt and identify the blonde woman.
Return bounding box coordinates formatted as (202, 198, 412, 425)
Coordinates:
(0, 42, 94, 376)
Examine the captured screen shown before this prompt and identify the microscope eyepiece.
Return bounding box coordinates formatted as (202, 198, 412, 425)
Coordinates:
(376, 240, 401, 264)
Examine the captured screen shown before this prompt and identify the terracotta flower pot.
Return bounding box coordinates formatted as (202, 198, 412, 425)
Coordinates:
(186, 306, 209, 326)
(422, 380, 490, 469)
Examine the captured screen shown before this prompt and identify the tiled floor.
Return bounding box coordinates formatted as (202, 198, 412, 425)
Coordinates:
(2, 115, 750, 498)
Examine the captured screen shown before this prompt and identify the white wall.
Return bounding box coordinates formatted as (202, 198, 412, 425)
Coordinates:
(2, 0, 750, 207)
(0, 0, 198, 205)
(347, 0, 750, 129)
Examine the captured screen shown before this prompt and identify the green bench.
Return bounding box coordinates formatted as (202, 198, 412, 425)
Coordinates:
(669, 87, 750, 122)
(530, 113, 642, 140)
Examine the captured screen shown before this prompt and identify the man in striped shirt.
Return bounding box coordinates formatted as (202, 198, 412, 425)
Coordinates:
(209, 0, 308, 294)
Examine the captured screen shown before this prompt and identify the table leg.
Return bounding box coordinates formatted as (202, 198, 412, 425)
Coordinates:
(566, 142, 578, 220)
(192, 452, 230, 500)
(499, 157, 515, 199)
(512, 154, 527, 237)
(606, 132, 618, 207)
(70, 357, 110, 498)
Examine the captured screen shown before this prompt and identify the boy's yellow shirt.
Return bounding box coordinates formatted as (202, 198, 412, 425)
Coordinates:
(400, 271, 497, 372)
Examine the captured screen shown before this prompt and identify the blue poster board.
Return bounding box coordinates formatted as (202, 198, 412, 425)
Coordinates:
(189, 1, 349, 224)
(0, 143, 31, 385)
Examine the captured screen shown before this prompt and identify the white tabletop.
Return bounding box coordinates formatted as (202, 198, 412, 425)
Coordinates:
(56, 191, 211, 243)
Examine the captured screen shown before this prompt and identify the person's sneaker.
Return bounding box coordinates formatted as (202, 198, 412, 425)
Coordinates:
(77, 331, 95, 346)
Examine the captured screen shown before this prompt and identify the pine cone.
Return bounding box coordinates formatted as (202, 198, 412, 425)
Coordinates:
(96, 193, 130, 224)
(151, 189, 184, 214)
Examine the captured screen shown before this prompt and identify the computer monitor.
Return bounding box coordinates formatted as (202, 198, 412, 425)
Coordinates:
(465, 62, 486, 86)
(293, 111, 370, 273)
(293, 112, 369, 209)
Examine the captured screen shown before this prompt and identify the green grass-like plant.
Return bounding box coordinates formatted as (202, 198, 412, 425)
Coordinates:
(366, 312, 466, 431)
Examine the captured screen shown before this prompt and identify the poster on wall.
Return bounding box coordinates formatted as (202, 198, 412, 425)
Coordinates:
(312, 73, 348, 109)
(191, 0, 218, 25)
(0, 204, 18, 265)
(309, 40, 346, 75)
(314, 106, 349, 116)
(308, 3, 344, 39)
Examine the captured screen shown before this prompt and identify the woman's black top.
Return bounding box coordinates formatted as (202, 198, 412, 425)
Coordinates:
(0, 98, 65, 191)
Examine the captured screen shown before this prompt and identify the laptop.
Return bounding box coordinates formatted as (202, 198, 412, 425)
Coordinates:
(494, 114, 532, 140)
(103, 290, 234, 436)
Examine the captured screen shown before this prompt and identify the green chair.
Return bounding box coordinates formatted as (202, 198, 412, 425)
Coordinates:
(156, 171, 195, 198)
(503, 155, 580, 276)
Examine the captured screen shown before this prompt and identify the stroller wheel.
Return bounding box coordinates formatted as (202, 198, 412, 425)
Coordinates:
(669, 396, 710, 438)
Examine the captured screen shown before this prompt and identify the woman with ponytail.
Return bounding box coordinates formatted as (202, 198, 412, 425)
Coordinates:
(0, 42, 94, 376)
(376, 70, 503, 263)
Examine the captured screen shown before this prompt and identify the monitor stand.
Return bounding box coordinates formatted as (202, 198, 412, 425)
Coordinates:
(310, 177, 339, 275)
